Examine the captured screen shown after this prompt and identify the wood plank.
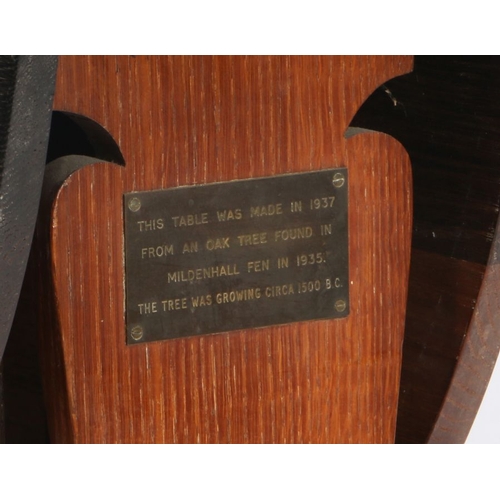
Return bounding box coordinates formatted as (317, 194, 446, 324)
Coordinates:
(38, 56, 413, 443)
(428, 213, 500, 442)
(352, 56, 500, 443)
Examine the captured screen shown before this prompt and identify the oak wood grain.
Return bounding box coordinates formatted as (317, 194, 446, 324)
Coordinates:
(39, 56, 413, 443)
(352, 56, 500, 442)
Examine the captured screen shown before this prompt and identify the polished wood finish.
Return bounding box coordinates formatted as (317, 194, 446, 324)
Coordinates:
(353, 56, 500, 443)
(428, 213, 500, 443)
(37, 56, 413, 443)
(6, 56, 500, 443)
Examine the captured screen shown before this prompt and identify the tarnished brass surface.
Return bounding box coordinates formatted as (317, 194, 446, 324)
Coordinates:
(124, 168, 349, 344)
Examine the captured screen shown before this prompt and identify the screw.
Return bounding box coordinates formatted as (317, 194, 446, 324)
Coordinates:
(131, 325, 143, 341)
(335, 299, 347, 312)
(128, 197, 141, 212)
(332, 173, 345, 188)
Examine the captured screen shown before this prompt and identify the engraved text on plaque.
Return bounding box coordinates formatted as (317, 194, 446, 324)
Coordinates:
(124, 168, 349, 344)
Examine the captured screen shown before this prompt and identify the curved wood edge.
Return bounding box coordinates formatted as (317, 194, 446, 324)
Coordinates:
(343, 57, 413, 132)
(1, 56, 413, 442)
(46, 136, 412, 444)
(428, 214, 500, 443)
(31, 112, 125, 443)
(0, 56, 57, 361)
(36, 56, 415, 443)
(350, 57, 500, 443)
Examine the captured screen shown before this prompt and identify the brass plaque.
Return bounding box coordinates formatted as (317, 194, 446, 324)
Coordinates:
(124, 168, 349, 344)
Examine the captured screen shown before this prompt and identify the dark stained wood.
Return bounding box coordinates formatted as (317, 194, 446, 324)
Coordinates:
(0, 56, 57, 443)
(37, 56, 413, 443)
(0, 56, 57, 360)
(1, 276, 50, 443)
(398, 250, 484, 442)
(353, 56, 500, 443)
(7, 56, 500, 444)
(428, 213, 500, 443)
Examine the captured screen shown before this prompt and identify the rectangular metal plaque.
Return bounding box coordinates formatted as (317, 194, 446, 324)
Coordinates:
(124, 168, 349, 344)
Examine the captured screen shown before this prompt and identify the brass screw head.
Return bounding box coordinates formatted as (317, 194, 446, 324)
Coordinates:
(131, 325, 144, 341)
(332, 173, 345, 188)
(335, 299, 347, 312)
(128, 197, 141, 212)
